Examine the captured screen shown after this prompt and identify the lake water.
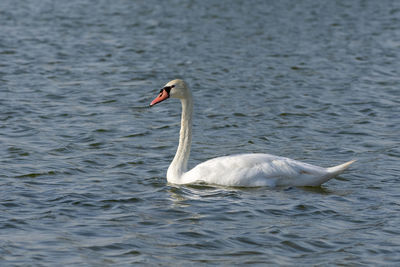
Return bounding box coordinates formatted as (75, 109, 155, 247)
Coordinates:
(1, 0, 399, 265)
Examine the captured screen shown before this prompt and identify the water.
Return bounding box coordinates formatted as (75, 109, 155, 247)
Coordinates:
(1, 0, 399, 265)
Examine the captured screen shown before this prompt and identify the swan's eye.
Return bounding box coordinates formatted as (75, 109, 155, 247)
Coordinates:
(163, 86, 172, 94)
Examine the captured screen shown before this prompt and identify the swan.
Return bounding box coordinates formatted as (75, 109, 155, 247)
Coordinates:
(150, 79, 355, 187)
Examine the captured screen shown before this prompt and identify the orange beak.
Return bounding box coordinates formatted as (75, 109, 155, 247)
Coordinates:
(150, 89, 169, 107)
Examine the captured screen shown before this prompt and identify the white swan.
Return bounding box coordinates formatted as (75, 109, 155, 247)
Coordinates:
(150, 79, 355, 187)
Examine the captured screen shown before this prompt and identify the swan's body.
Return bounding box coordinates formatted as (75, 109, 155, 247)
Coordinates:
(150, 79, 355, 187)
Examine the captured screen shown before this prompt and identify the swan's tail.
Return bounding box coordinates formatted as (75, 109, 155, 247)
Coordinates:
(326, 160, 356, 177)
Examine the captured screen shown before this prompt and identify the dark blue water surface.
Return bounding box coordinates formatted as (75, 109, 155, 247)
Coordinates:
(1, 0, 399, 265)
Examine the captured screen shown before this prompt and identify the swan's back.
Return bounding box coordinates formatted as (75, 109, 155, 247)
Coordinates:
(182, 153, 350, 187)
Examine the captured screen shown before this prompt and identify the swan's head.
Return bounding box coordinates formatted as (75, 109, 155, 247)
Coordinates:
(150, 79, 189, 107)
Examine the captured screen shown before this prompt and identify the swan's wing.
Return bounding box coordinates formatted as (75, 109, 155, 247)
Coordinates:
(183, 153, 330, 187)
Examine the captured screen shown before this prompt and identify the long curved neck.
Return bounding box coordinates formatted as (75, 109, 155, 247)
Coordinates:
(167, 94, 193, 183)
